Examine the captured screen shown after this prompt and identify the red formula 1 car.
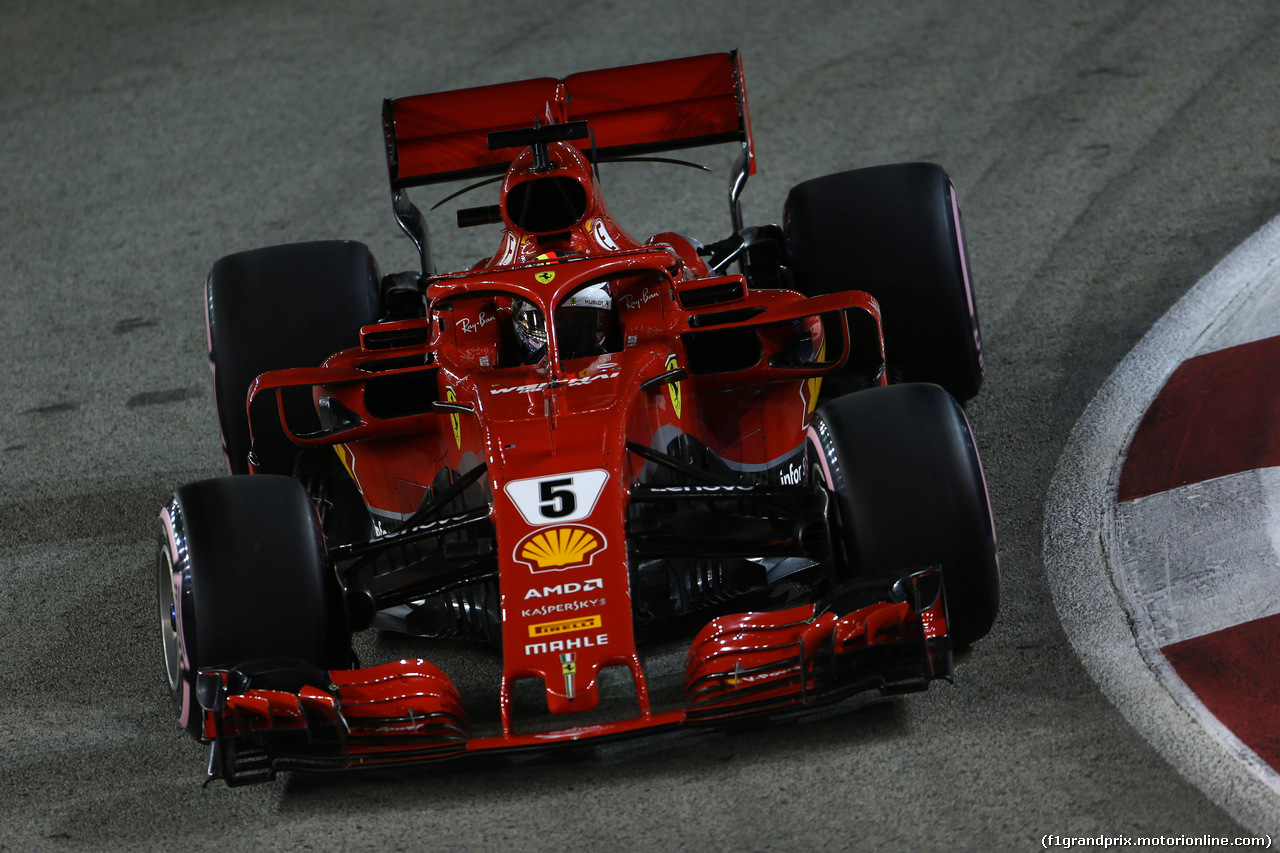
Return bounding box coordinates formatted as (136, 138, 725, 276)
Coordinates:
(157, 52, 997, 785)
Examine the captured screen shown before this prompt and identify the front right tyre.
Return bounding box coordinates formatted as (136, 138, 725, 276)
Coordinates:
(157, 475, 350, 739)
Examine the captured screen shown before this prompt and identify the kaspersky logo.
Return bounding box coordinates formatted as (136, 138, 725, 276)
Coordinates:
(513, 524, 607, 573)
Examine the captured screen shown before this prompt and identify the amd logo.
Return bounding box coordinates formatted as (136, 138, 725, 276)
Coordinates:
(523, 578, 604, 600)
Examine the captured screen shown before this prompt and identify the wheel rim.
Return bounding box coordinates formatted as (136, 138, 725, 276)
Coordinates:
(156, 544, 181, 692)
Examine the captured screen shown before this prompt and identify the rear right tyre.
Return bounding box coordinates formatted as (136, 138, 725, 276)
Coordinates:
(207, 240, 381, 475)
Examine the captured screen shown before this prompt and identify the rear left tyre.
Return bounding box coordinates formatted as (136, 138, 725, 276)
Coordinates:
(784, 162, 983, 403)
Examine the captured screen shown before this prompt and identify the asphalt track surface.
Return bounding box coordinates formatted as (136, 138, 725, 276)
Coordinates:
(3, 1, 1280, 850)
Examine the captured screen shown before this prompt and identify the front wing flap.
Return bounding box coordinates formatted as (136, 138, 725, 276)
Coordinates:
(197, 571, 950, 785)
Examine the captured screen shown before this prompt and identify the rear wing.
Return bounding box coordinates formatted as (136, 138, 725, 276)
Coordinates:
(382, 52, 756, 273)
(383, 51, 754, 187)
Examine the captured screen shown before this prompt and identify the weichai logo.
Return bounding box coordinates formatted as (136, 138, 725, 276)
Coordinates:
(514, 524, 606, 572)
(527, 614, 602, 638)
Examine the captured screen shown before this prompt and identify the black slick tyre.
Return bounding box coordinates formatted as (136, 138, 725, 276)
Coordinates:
(156, 475, 350, 739)
(784, 163, 983, 402)
(808, 383, 998, 645)
(207, 240, 381, 475)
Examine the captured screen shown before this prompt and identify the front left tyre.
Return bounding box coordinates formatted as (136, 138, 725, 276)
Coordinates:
(808, 383, 999, 646)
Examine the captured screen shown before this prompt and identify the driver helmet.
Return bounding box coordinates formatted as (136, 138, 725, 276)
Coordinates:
(561, 281, 612, 314)
(512, 297, 548, 358)
(513, 282, 613, 362)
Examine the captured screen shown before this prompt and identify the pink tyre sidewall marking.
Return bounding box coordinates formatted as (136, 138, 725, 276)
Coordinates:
(160, 507, 193, 730)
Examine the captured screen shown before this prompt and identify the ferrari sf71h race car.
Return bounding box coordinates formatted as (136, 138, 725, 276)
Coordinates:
(157, 52, 997, 785)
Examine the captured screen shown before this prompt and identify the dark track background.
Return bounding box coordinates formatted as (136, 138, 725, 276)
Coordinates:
(3, 1, 1279, 849)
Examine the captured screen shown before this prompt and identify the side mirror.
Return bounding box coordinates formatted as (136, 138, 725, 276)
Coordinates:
(316, 397, 361, 436)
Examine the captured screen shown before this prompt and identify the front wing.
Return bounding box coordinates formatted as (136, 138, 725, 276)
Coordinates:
(196, 571, 951, 785)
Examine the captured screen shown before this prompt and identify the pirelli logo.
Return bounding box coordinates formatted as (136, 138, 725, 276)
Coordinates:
(528, 615, 602, 638)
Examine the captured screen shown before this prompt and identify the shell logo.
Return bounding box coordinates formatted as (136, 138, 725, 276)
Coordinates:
(515, 524, 606, 572)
